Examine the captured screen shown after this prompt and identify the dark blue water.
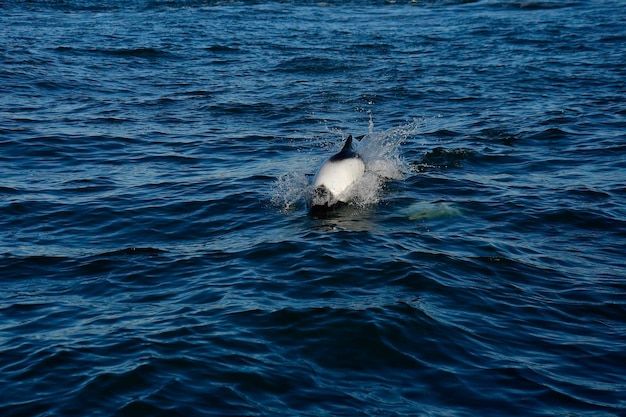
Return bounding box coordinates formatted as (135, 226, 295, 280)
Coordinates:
(2, 0, 625, 415)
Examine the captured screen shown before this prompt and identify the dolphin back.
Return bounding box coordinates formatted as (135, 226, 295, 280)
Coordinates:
(311, 135, 365, 209)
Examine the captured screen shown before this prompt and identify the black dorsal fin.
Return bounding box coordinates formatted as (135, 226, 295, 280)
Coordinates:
(340, 135, 354, 154)
(330, 135, 358, 161)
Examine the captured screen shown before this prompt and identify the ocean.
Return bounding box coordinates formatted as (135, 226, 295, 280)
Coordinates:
(1, 0, 625, 415)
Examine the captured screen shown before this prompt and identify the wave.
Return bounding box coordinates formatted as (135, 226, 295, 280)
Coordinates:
(55, 45, 176, 59)
(275, 56, 363, 75)
(5, 0, 482, 12)
(96, 47, 176, 59)
(483, 0, 582, 10)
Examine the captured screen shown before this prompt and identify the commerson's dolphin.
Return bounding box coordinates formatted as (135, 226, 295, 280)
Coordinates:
(309, 135, 365, 214)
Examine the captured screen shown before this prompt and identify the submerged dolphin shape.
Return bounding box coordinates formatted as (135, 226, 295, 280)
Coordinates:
(309, 135, 365, 213)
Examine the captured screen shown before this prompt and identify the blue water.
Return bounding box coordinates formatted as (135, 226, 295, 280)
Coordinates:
(1, 0, 625, 415)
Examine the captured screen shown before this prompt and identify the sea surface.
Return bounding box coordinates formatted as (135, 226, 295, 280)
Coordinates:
(1, 0, 625, 416)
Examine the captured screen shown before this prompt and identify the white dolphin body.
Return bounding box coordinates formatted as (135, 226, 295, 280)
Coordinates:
(310, 135, 365, 211)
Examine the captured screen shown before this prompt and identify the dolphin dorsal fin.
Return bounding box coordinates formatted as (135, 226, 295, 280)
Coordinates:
(340, 135, 353, 154)
(330, 135, 360, 161)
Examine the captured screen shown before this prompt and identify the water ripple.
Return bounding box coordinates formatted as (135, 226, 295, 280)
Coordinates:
(2, 1, 625, 415)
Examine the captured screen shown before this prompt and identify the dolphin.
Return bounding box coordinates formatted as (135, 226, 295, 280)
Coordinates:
(309, 135, 365, 214)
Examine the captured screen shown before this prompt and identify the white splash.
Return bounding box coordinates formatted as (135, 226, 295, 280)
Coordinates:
(271, 171, 309, 212)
